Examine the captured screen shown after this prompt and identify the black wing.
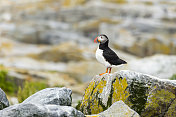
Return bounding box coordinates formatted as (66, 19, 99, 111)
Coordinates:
(103, 48, 127, 65)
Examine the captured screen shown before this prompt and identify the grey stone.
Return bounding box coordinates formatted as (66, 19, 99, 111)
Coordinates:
(0, 103, 84, 117)
(97, 100, 139, 117)
(113, 70, 176, 86)
(22, 87, 72, 106)
(0, 87, 84, 117)
(0, 88, 9, 110)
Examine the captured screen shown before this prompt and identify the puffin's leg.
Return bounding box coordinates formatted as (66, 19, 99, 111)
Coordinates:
(105, 68, 108, 73)
(109, 68, 112, 74)
(99, 68, 109, 76)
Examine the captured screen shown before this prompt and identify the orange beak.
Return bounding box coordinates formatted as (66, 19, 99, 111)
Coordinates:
(94, 37, 100, 43)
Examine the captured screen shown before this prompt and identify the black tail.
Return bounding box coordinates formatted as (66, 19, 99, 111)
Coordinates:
(119, 59, 127, 64)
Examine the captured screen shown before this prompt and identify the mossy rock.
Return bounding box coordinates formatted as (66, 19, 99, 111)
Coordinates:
(164, 99, 176, 117)
(142, 87, 175, 117)
(78, 70, 176, 116)
(78, 75, 129, 115)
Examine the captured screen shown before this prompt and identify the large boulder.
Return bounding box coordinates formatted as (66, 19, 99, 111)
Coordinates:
(0, 103, 84, 117)
(0, 87, 84, 117)
(0, 88, 9, 110)
(78, 70, 176, 116)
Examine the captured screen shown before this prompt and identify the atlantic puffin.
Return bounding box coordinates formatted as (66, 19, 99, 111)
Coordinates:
(94, 34, 127, 75)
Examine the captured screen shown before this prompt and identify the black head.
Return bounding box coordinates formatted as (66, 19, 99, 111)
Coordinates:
(94, 34, 109, 44)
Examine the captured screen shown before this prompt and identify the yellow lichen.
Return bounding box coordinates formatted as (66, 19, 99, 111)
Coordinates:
(146, 89, 175, 108)
(91, 99, 103, 114)
(103, 0, 126, 4)
(81, 82, 96, 107)
(164, 99, 176, 117)
(92, 80, 106, 94)
(62, 0, 85, 7)
(85, 115, 100, 117)
(90, 80, 106, 114)
(112, 78, 129, 103)
(143, 89, 175, 116)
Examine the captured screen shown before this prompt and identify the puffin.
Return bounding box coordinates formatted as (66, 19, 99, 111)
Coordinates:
(94, 34, 127, 75)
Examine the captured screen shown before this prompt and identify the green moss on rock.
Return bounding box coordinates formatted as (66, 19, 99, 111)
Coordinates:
(128, 79, 148, 115)
(142, 87, 175, 117)
(164, 99, 176, 117)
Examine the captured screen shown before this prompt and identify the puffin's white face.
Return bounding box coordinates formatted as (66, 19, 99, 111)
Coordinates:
(94, 34, 108, 44)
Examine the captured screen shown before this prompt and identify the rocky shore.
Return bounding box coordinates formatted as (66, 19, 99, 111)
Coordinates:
(0, 0, 176, 116)
(1, 71, 176, 117)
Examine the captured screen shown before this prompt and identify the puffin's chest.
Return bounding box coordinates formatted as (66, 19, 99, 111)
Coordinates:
(96, 48, 111, 67)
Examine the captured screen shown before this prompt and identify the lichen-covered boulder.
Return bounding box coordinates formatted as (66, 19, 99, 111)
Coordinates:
(78, 70, 176, 116)
(78, 72, 130, 115)
(0, 88, 9, 110)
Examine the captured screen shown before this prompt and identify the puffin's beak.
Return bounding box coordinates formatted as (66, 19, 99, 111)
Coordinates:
(94, 37, 100, 43)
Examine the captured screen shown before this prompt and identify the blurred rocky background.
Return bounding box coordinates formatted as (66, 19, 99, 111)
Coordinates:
(0, 0, 176, 109)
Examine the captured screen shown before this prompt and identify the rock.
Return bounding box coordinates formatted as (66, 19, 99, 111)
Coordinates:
(10, 24, 38, 44)
(0, 88, 9, 110)
(1, 0, 176, 57)
(8, 97, 19, 105)
(0, 38, 49, 57)
(62, 0, 86, 8)
(0, 56, 67, 72)
(100, 20, 176, 57)
(29, 42, 86, 62)
(0, 103, 84, 117)
(0, 87, 84, 117)
(38, 29, 91, 45)
(78, 70, 176, 116)
(22, 87, 72, 106)
(164, 99, 176, 117)
(93, 100, 139, 117)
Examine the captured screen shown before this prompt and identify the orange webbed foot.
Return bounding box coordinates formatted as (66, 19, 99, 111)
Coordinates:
(99, 73, 106, 76)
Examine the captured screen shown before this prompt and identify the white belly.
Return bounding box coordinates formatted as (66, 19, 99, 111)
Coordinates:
(96, 47, 111, 68)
